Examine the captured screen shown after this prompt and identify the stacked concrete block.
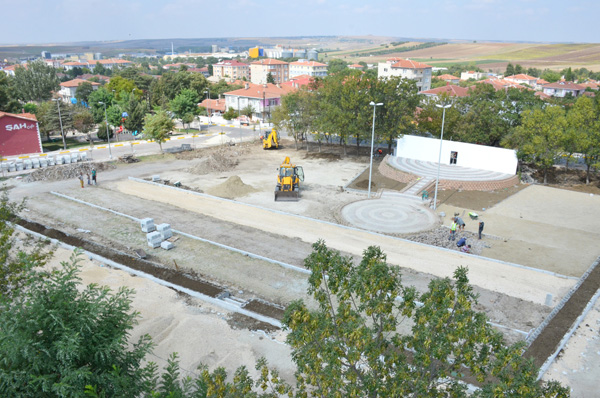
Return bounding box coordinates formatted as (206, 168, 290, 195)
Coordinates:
(71, 153, 79, 162)
(146, 231, 162, 248)
(63, 155, 71, 164)
(80, 152, 87, 161)
(161, 241, 174, 250)
(156, 223, 172, 240)
(31, 158, 40, 168)
(24, 159, 32, 170)
(140, 218, 156, 233)
(152, 175, 161, 182)
(47, 157, 55, 166)
(39, 158, 48, 168)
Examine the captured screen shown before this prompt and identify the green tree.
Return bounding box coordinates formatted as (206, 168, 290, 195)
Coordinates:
(272, 89, 319, 150)
(566, 96, 600, 183)
(541, 69, 561, 83)
(75, 81, 95, 105)
(505, 105, 567, 183)
(93, 61, 108, 76)
(505, 62, 515, 76)
(0, 72, 21, 113)
(564, 67, 575, 82)
(12, 60, 59, 102)
(88, 87, 115, 123)
(123, 95, 147, 135)
(143, 109, 174, 152)
(97, 121, 114, 141)
(222, 106, 238, 121)
(282, 241, 569, 398)
(72, 107, 95, 142)
(170, 88, 199, 120)
(327, 58, 348, 74)
(181, 113, 195, 130)
(514, 63, 524, 74)
(106, 76, 137, 100)
(240, 105, 254, 118)
(266, 72, 275, 84)
(0, 252, 156, 397)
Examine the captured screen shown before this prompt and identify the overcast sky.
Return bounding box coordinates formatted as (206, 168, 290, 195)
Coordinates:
(1, 0, 598, 44)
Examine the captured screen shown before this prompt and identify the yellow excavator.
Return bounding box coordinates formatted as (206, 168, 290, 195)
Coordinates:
(275, 156, 304, 201)
(262, 128, 279, 149)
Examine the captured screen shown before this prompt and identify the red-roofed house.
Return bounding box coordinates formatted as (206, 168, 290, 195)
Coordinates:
(282, 75, 315, 89)
(62, 61, 89, 71)
(188, 67, 210, 77)
(1, 64, 23, 76)
(224, 82, 295, 120)
(435, 74, 460, 84)
(198, 98, 227, 114)
(348, 63, 364, 70)
(542, 81, 586, 98)
(579, 80, 599, 90)
(0, 111, 43, 156)
(250, 59, 289, 85)
(504, 74, 538, 86)
(377, 58, 432, 91)
(59, 79, 100, 102)
(212, 60, 250, 82)
(289, 61, 327, 78)
(420, 84, 472, 98)
(480, 78, 525, 91)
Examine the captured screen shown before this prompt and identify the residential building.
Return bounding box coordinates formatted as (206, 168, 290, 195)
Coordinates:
(480, 78, 525, 91)
(63, 59, 132, 71)
(289, 61, 327, 78)
(282, 75, 314, 90)
(223, 82, 295, 120)
(377, 58, 432, 91)
(188, 67, 210, 77)
(0, 64, 19, 76)
(435, 74, 460, 84)
(460, 71, 486, 80)
(348, 63, 364, 70)
(250, 59, 289, 85)
(199, 98, 227, 114)
(212, 60, 250, 82)
(59, 78, 100, 102)
(542, 81, 586, 98)
(0, 111, 43, 156)
(420, 85, 471, 98)
(504, 74, 538, 86)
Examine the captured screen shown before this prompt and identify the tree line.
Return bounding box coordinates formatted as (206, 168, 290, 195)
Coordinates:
(0, 191, 570, 397)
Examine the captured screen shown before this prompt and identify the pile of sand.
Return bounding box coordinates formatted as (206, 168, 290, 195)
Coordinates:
(206, 176, 258, 199)
(186, 146, 251, 175)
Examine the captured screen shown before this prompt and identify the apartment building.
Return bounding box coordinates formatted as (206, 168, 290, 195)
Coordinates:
(289, 61, 327, 78)
(212, 60, 250, 82)
(250, 59, 289, 85)
(377, 58, 432, 91)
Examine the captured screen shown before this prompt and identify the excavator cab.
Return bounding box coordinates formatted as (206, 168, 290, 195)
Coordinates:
(275, 157, 304, 201)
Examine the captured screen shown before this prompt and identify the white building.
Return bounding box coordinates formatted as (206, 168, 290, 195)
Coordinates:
(59, 78, 100, 102)
(223, 82, 295, 120)
(377, 58, 432, 92)
(460, 71, 486, 80)
(289, 61, 327, 78)
(250, 59, 289, 85)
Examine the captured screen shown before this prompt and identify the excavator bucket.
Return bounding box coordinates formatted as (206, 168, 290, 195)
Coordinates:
(274, 190, 300, 202)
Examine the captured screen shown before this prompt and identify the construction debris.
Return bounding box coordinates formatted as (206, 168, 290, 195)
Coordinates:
(25, 162, 115, 182)
(118, 154, 139, 163)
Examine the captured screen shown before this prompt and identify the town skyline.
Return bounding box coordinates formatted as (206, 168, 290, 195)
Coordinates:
(1, 0, 598, 45)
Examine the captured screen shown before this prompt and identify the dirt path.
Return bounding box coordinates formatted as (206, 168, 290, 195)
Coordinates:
(115, 179, 575, 306)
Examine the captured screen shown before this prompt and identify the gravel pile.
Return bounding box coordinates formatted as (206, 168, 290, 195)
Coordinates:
(405, 227, 490, 255)
(25, 162, 115, 182)
(186, 145, 250, 175)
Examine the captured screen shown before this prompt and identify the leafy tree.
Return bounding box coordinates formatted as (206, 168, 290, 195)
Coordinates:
(106, 76, 137, 101)
(222, 106, 238, 121)
(143, 109, 174, 152)
(566, 96, 600, 183)
(97, 121, 114, 141)
(266, 72, 275, 84)
(527, 67, 541, 77)
(12, 60, 59, 102)
(0, 72, 21, 113)
(72, 107, 95, 142)
(181, 113, 195, 130)
(327, 58, 348, 74)
(372, 76, 420, 153)
(170, 88, 199, 120)
(563, 67, 575, 82)
(93, 61, 108, 76)
(23, 102, 37, 114)
(514, 63, 524, 74)
(75, 81, 94, 105)
(505, 62, 515, 76)
(123, 95, 147, 135)
(504, 105, 567, 183)
(240, 105, 254, 118)
(272, 89, 318, 150)
(88, 87, 115, 123)
(541, 69, 561, 83)
(282, 241, 569, 397)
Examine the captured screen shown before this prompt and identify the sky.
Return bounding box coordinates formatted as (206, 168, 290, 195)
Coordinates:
(1, 0, 598, 45)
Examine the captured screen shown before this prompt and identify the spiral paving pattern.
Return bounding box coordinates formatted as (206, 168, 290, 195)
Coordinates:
(341, 197, 438, 234)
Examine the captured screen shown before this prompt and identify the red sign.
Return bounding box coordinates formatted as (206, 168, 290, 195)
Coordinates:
(0, 113, 43, 157)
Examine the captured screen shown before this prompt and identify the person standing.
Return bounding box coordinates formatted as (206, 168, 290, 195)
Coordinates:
(449, 218, 457, 240)
(478, 221, 485, 240)
(78, 173, 84, 188)
(86, 172, 91, 186)
(91, 168, 97, 185)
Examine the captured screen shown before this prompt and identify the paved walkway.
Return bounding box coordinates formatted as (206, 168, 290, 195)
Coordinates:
(387, 156, 514, 181)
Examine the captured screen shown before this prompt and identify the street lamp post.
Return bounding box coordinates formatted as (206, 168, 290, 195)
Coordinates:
(98, 101, 113, 159)
(433, 102, 452, 210)
(368, 101, 383, 198)
(204, 89, 211, 126)
(238, 96, 242, 143)
(52, 99, 66, 150)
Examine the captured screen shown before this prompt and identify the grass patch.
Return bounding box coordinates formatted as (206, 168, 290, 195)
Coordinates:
(175, 129, 198, 134)
(135, 152, 177, 163)
(42, 137, 91, 152)
(479, 44, 597, 60)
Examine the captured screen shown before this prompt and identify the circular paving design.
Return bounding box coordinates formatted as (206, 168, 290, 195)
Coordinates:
(341, 197, 438, 234)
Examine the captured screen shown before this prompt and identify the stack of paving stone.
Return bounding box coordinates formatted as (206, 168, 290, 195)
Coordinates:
(140, 218, 155, 232)
(142, 220, 174, 250)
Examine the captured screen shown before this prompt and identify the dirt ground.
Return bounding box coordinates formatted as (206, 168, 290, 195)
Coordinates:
(6, 138, 600, 395)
